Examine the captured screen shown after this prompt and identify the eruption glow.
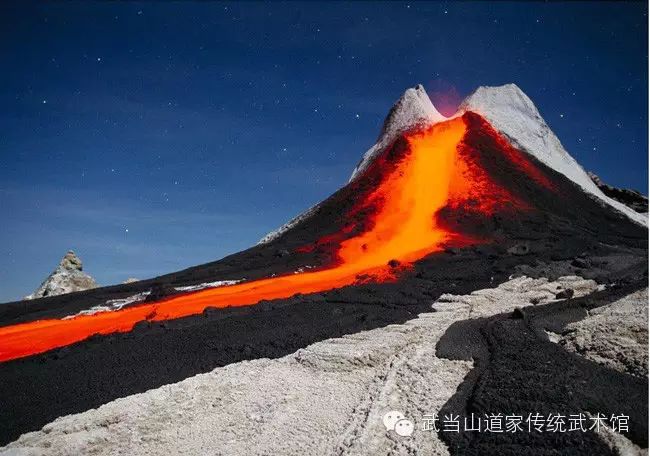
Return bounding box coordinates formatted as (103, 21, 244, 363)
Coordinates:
(0, 115, 540, 362)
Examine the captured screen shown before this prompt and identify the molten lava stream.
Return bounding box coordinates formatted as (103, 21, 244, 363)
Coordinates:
(0, 117, 474, 363)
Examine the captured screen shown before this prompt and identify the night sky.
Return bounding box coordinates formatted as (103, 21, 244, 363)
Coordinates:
(0, 1, 647, 302)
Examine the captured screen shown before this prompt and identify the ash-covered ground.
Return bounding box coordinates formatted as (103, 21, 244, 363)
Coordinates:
(0, 113, 646, 453)
(2, 277, 646, 456)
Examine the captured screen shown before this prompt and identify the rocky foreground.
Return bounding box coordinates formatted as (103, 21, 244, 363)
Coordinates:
(2, 276, 646, 456)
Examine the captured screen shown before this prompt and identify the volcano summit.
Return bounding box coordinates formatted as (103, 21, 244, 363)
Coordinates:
(0, 84, 647, 456)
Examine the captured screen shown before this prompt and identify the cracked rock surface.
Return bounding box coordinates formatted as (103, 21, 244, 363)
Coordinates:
(560, 288, 648, 378)
(1, 276, 600, 456)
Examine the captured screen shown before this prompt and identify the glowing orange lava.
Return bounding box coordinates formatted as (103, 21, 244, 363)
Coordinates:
(0, 116, 515, 363)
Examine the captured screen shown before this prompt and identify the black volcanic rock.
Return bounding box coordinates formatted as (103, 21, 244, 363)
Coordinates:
(0, 85, 646, 454)
(588, 171, 648, 213)
(0, 110, 645, 449)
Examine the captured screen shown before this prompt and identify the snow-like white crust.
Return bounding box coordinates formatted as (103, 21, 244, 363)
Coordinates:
(59, 281, 243, 319)
(257, 203, 320, 244)
(174, 279, 242, 292)
(258, 85, 446, 245)
(62, 291, 151, 319)
(458, 84, 647, 227)
(259, 83, 646, 244)
(348, 84, 447, 182)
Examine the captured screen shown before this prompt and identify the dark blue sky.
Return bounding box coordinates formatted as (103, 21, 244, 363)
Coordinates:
(0, 1, 647, 302)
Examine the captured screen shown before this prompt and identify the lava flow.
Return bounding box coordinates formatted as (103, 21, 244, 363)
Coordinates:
(0, 115, 531, 363)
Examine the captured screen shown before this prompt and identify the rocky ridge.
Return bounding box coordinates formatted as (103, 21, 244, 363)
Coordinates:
(588, 171, 648, 214)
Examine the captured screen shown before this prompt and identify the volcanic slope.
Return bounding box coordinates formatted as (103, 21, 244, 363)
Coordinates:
(0, 84, 646, 449)
(5, 276, 642, 456)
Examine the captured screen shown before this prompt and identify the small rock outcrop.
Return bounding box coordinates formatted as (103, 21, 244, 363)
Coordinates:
(588, 171, 648, 213)
(24, 251, 98, 300)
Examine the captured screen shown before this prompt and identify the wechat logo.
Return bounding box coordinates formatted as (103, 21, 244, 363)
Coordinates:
(383, 410, 415, 437)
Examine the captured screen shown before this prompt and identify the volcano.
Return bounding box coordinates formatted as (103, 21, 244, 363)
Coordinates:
(0, 84, 647, 455)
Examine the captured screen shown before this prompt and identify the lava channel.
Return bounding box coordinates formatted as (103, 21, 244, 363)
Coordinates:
(0, 115, 533, 363)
